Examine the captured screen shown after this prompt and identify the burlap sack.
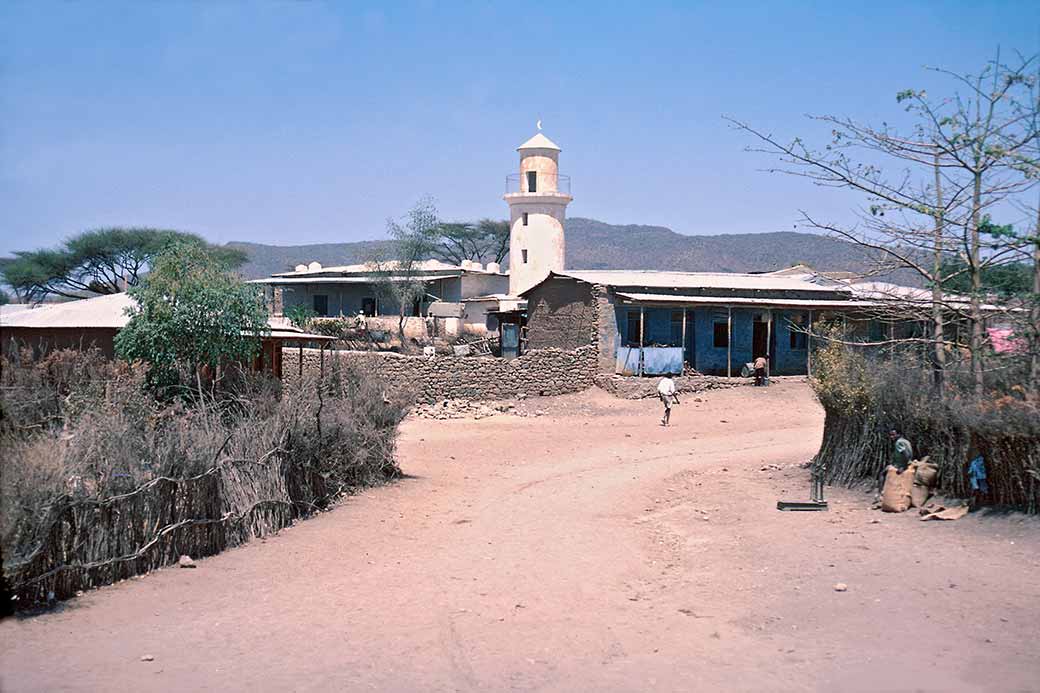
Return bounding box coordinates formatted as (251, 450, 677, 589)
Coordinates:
(914, 459, 938, 488)
(910, 458, 938, 508)
(881, 465, 914, 513)
(910, 483, 931, 508)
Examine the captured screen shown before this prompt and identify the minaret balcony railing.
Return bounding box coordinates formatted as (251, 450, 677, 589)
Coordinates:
(505, 173, 571, 195)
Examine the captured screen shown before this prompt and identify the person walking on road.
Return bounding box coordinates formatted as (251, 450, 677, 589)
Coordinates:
(658, 376, 679, 426)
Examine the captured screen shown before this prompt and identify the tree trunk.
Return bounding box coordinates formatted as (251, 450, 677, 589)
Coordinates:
(931, 150, 947, 395)
(969, 169, 985, 396)
(398, 309, 407, 353)
(1030, 195, 1040, 399)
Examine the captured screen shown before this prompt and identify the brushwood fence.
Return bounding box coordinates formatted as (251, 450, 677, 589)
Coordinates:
(4, 448, 376, 607)
(816, 409, 1040, 512)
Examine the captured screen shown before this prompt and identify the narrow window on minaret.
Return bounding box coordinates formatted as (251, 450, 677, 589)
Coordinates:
(522, 213, 529, 226)
(526, 171, 537, 192)
(522, 249, 528, 264)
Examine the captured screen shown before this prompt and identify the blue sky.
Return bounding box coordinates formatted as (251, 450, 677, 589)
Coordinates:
(2, 1, 1038, 256)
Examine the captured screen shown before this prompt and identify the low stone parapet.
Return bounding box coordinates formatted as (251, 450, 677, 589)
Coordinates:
(283, 346, 598, 403)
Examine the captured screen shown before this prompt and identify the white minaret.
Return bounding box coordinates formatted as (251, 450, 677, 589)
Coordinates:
(503, 129, 572, 296)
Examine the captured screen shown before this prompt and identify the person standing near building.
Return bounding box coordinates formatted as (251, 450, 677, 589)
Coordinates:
(753, 355, 768, 386)
(657, 376, 679, 426)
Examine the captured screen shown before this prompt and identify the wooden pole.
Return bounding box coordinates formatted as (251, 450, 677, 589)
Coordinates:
(681, 307, 687, 371)
(298, 343, 303, 379)
(766, 310, 772, 379)
(320, 343, 325, 377)
(726, 306, 732, 378)
(807, 310, 813, 377)
(639, 305, 645, 377)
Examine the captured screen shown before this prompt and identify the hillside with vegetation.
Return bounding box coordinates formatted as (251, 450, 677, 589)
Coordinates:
(227, 217, 881, 279)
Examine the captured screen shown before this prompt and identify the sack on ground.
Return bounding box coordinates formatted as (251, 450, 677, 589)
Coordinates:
(914, 457, 938, 488)
(910, 457, 938, 508)
(910, 483, 931, 508)
(882, 465, 914, 513)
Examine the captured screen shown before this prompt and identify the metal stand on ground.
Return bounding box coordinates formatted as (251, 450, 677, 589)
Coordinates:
(777, 458, 829, 511)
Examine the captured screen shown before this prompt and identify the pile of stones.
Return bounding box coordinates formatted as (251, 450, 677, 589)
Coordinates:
(412, 399, 516, 420)
(593, 373, 741, 400)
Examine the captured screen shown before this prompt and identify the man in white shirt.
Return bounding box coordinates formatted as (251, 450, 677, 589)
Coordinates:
(657, 376, 679, 426)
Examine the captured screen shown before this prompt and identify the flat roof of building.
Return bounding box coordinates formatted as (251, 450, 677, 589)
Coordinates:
(249, 274, 458, 285)
(615, 292, 877, 309)
(269, 259, 506, 279)
(1, 293, 334, 340)
(552, 270, 850, 293)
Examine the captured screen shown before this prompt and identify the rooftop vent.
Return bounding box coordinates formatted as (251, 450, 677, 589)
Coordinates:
(307, 261, 322, 272)
(294, 264, 308, 272)
(486, 262, 501, 274)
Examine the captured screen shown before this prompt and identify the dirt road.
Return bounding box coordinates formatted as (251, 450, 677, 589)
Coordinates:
(2, 381, 1037, 692)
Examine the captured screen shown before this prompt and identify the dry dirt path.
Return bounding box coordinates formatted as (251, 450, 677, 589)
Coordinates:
(2, 381, 1038, 692)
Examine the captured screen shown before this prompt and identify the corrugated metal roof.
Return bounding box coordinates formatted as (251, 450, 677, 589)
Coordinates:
(0, 304, 33, 319)
(1, 293, 133, 328)
(249, 274, 457, 285)
(272, 259, 459, 277)
(270, 259, 505, 279)
(270, 329, 336, 341)
(557, 270, 849, 293)
(1, 293, 336, 339)
(616, 292, 877, 309)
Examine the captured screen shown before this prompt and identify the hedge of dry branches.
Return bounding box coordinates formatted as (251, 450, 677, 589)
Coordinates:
(811, 338, 1040, 512)
(1, 349, 410, 609)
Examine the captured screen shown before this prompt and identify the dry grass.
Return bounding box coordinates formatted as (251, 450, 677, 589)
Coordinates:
(1, 349, 410, 609)
(811, 339, 1040, 511)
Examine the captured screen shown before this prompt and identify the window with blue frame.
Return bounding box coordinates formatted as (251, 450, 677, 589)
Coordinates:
(625, 310, 641, 345)
(713, 321, 729, 348)
(670, 312, 684, 346)
(789, 314, 808, 350)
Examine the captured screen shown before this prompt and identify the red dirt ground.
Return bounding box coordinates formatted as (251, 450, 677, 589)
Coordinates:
(2, 381, 1038, 692)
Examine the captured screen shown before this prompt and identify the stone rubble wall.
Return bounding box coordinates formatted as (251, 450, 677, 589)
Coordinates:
(593, 373, 742, 400)
(283, 346, 598, 403)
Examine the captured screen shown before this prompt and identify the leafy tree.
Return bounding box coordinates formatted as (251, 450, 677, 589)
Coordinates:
(115, 242, 270, 394)
(0, 289, 9, 306)
(940, 257, 1033, 297)
(369, 197, 441, 349)
(433, 218, 510, 265)
(284, 303, 317, 329)
(1, 227, 246, 303)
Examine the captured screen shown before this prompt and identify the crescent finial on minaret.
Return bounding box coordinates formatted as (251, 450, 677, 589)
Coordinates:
(536, 119, 542, 131)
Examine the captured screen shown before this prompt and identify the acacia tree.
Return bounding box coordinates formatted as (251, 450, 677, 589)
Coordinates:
(0, 228, 246, 303)
(368, 197, 441, 349)
(729, 51, 1040, 395)
(432, 219, 510, 265)
(115, 242, 270, 396)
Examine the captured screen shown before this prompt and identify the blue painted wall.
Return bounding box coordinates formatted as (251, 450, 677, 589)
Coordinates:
(611, 305, 811, 376)
(772, 310, 810, 375)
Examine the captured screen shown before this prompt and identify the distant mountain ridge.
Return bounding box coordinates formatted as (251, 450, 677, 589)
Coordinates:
(228, 217, 885, 281)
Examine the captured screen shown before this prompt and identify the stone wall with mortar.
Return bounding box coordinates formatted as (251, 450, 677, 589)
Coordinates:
(525, 276, 598, 351)
(283, 346, 598, 402)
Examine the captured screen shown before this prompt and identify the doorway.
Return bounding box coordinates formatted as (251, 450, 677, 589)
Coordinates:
(313, 294, 329, 317)
(757, 312, 773, 355)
